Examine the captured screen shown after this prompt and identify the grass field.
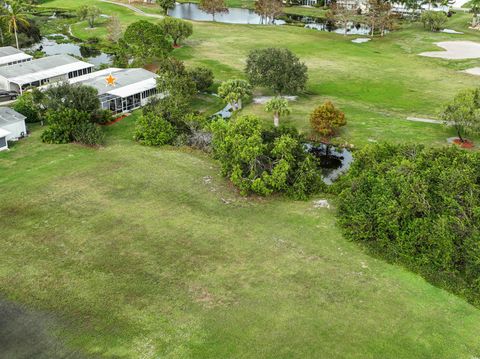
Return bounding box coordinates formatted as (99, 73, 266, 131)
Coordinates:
(2, 2, 480, 358)
(2, 117, 480, 358)
(39, 0, 480, 146)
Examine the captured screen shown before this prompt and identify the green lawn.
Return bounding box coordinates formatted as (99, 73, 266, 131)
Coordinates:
(2, 117, 480, 358)
(3, 4, 479, 358)
(38, 0, 480, 146)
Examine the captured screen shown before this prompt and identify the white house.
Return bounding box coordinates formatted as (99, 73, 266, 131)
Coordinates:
(0, 107, 27, 141)
(70, 68, 161, 114)
(0, 54, 94, 94)
(0, 46, 32, 67)
(0, 128, 9, 151)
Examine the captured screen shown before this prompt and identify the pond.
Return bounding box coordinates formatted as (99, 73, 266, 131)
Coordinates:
(24, 35, 112, 68)
(306, 143, 354, 184)
(168, 2, 285, 24)
(169, 3, 372, 34)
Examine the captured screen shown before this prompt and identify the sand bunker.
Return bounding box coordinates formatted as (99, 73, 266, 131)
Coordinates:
(441, 29, 463, 34)
(464, 67, 480, 76)
(352, 38, 371, 43)
(419, 41, 480, 59)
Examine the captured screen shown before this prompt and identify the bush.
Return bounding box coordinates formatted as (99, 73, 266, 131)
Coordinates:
(188, 66, 214, 92)
(134, 112, 177, 146)
(335, 143, 480, 306)
(41, 108, 104, 145)
(13, 92, 41, 123)
(72, 122, 105, 146)
(310, 101, 346, 138)
(420, 11, 448, 31)
(210, 115, 325, 198)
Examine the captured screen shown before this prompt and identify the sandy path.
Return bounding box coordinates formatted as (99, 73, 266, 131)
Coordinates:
(419, 41, 480, 59)
(100, 0, 164, 19)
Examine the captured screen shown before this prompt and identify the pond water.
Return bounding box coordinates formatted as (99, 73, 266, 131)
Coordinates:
(169, 3, 372, 34)
(24, 35, 112, 67)
(306, 143, 354, 184)
(169, 2, 285, 24)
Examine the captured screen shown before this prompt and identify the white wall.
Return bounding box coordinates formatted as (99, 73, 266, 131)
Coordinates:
(1, 120, 26, 140)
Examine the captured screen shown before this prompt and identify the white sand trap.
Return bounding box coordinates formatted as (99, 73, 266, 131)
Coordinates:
(464, 67, 480, 76)
(253, 96, 298, 104)
(441, 29, 463, 34)
(352, 38, 371, 43)
(420, 41, 480, 59)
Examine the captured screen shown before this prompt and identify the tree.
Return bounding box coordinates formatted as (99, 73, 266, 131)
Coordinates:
(158, 0, 176, 14)
(265, 97, 291, 127)
(187, 66, 214, 92)
(420, 10, 447, 32)
(159, 17, 193, 47)
(254, 0, 283, 24)
(0, 0, 30, 49)
(218, 79, 252, 110)
(122, 20, 171, 65)
(441, 88, 480, 142)
(470, 0, 480, 27)
(107, 15, 122, 43)
(310, 101, 346, 138)
(199, 0, 229, 20)
(245, 48, 308, 95)
(157, 60, 197, 103)
(366, 0, 395, 37)
(77, 5, 101, 29)
(326, 4, 357, 36)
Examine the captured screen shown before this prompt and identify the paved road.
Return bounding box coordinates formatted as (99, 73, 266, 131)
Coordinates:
(100, 0, 164, 19)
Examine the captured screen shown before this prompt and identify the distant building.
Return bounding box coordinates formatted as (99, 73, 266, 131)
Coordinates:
(0, 46, 32, 67)
(70, 68, 161, 114)
(0, 107, 27, 151)
(0, 128, 9, 151)
(0, 54, 94, 94)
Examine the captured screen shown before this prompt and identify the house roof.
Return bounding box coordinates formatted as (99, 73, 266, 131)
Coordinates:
(0, 128, 11, 138)
(0, 107, 27, 125)
(0, 46, 32, 66)
(0, 55, 93, 86)
(70, 68, 158, 98)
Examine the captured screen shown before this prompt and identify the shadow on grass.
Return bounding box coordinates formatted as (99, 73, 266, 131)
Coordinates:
(0, 298, 94, 359)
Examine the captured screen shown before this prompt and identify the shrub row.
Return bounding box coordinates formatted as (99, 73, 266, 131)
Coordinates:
(335, 143, 480, 305)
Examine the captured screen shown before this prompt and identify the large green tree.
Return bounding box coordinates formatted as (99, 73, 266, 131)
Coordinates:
(159, 17, 193, 47)
(245, 48, 308, 95)
(121, 20, 171, 65)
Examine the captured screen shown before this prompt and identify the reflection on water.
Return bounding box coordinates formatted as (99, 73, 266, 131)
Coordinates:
(24, 35, 112, 67)
(169, 2, 285, 24)
(306, 143, 354, 184)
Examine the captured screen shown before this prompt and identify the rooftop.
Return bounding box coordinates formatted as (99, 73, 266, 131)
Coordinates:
(0, 55, 93, 85)
(0, 46, 26, 57)
(0, 46, 33, 66)
(70, 68, 158, 98)
(0, 107, 26, 125)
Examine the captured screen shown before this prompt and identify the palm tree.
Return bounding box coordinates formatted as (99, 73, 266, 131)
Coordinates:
(1, 0, 30, 49)
(265, 97, 291, 127)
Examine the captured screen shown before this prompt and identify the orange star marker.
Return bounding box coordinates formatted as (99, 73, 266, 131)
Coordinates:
(105, 73, 117, 87)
